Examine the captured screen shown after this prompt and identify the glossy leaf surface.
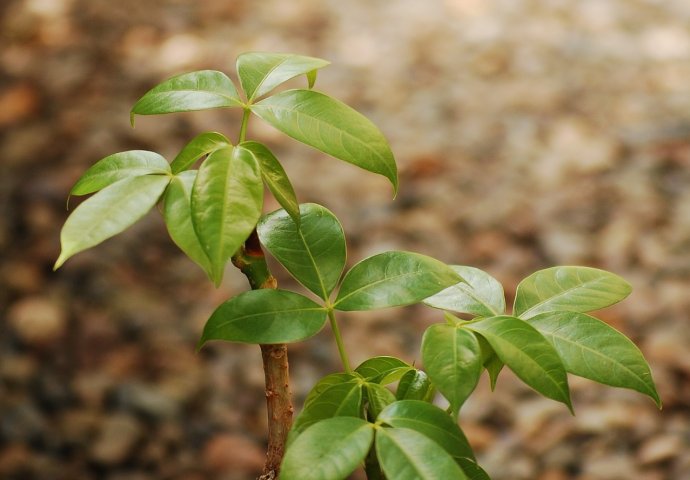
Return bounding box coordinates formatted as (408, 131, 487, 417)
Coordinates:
(467, 316, 572, 410)
(198, 289, 326, 346)
(171, 132, 231, 174)
(355, 356, 412, 384)
(376, 427, 468, 480)
(251, 89, 398, 193)
(365, 383, 396, 418)
(238, 141, 299, 224)
(191, 146, 263, 285)
(395, 369, 434, 402)
(281, 417, 374, 480)
(421, 324, 482, 415)
(526, 311, 660, 406)
(258, 203, 345, 299)
(425, 266, 504, 317)
(163, 171, 213, 277)
(334, 251, 461, 311)
(131, 70, 242, 122)
(56, 175, 170, 269)
(236, 52, 330, 101)
(514, 266, 632, 319)
(291, 379, 363, 436)
(70, 151, 170, 196)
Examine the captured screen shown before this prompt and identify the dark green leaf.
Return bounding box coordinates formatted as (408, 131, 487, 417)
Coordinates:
(365, 383, 396, 418)
(526, 311, 661, 407)
(466, 316, 572, 411)
(302, 373, 359, 408)
(396, 369, 434, 402)
(425, 266, 505, 317)
(191, 146, 263, 285)
(421, 324, 482, 415)
(198, 289, 327, 346)
(55, 175, 170, 269)
(355, 356, 412, 384)
(236, 52, 330, 101)
(70, 150, 170, 196)
(238, 141, 300, 224)
(477, 334, 503, 390)
(457, 458, 491, 480)
(170, 132, 231, 174)
(131, 70, 242, 122)
(514, 266, 632, 319)
(291, 379, 363, 436)
(251, 89, 398, 193)
(334, 251, 461, 311)
(375, 427, 468, 480)
(257, 203, 345, 299)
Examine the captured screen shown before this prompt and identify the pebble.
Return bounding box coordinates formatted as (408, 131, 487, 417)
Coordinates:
(89, 414, 143, 466)
(638, 433, 684, 466)
(202, 433, 265, 475)
(7, 296, 67, 347)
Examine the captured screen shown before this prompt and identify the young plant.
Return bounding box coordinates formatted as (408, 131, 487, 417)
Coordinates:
(55, 52, 660, 480)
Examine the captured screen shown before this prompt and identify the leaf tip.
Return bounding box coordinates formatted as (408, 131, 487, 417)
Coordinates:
(53, 252, 68, 271)
(195, 337, 207, 353)
(129, 111, 136, 127)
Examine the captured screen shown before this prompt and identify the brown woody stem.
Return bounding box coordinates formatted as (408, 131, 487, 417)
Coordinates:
(232, 230, 293, 479)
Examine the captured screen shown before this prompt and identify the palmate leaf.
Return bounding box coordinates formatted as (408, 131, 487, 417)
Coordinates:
(424, 265, 504, 317)
(55, 175, 170, 269)
(421, 324, 482, 415)
(334, 251, 461, 311)
(354, 356, 412, 384)
(170, 132, 231, 174)
(251, 89, 398, 194)
(70, 150, 171, 196)
(466, 316, 573, 411)
(236, 52, 330, 101)
(514, 266, 632, 319)
(130, 70, 243, 123)
(191, 146, 263, 286)
(198, 289, 327, 346)
(258, 203, 346, 300)
(281, 417, 374, 480)
(526, 311, 661, 407)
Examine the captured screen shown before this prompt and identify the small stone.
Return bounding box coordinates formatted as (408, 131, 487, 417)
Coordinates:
(202, 433, 264, 475)
(0, 444, 31, 477)
(114, 382, 180, 420)
(7, 296, 67, 347)
(0, 83, 39, 127)
(90, 414, 143, 466)
(638, 434, 684, 465)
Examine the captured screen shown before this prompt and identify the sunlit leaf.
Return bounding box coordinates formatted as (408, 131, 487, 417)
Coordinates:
(424, 266, 504, 317)
(365, 382, 396, 418)
(355, 356, 412, 384)
(170, 132, 231, 174)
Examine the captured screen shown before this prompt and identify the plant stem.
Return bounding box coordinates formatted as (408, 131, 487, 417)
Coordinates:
(328, 309, 352, 373)
(232, 230, 293, 479)
(238, 107, 251, 143)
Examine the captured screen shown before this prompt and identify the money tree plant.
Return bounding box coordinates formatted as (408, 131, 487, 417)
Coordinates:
(55, 52, 660, 480)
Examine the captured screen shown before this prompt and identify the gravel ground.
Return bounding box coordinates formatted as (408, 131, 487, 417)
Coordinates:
(1, 1, 690, 479)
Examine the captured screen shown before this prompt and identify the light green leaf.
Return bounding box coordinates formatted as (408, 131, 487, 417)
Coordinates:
(163, 171, 213, 278)
(476, 334, 503, 390)
(375, 427, 468, 480)
(70, 151, 170, 196)
(236, 52, 330, 101)
(378, 400, 475, 462)
(191, 146, 263, 285)
(307, 69, 318, 88)
(365, 382, 396, 418)
(334, 251, 461, 311)
(514, 266, 632, 319)
(421, 324, 482, 415)
(251, 89, 398, 193)
(355, 356, 412, 384)
(526, 311, 661, 407)
(55, 175, 170, 269)
(466, 316, 572, 411)
(425, 266, 504, 317)
(130, 70, 243, 123)
(291, 379, 363, 436)
(237, 141, 300, 224)
(396, 369, 434, 402)
(257, 203, 346, 299)
(171, 132, 231, 174)
(198, 289, 327, 346)
(281, 417, 374, 480)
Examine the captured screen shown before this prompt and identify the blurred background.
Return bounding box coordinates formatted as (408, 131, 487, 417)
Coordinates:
(1, 0, 689, 479)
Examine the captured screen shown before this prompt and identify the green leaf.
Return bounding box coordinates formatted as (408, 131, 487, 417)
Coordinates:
(425, 266, 505, 317)
(307, 69, 318, 88)
(55, 175, 170, 269)
(396, 369, 434, 402)
(198, 289, 327, 346)
(251, 89, 398, 193)
(281, 417, 374, 480)
(476, 334, 503, 390)
(375, 427, 468, 480)
(130, 70, 243, 123)
(70, 151, 171, 196)
(163, 171, 213, 278)
(291, 379, 363, 436)
(421, 324, 482, 415)
(237, 141, 300, 224)
(257, 203, 346, 299)
(170, 132, 231, 174)
(334, 251, 461, 311)
(378, 400, 475, 462)
(365, 383, 396, 418)
(526, 311, 661, 407)
(457, 458, 491, 480)
(355, 356, 412, 384)
(236, 52, 330, 101)
(302, 373, 359, 408)
(514, 266, 632, 319)
(191, 146, 263, 285)
(466, 316, 572, 411)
